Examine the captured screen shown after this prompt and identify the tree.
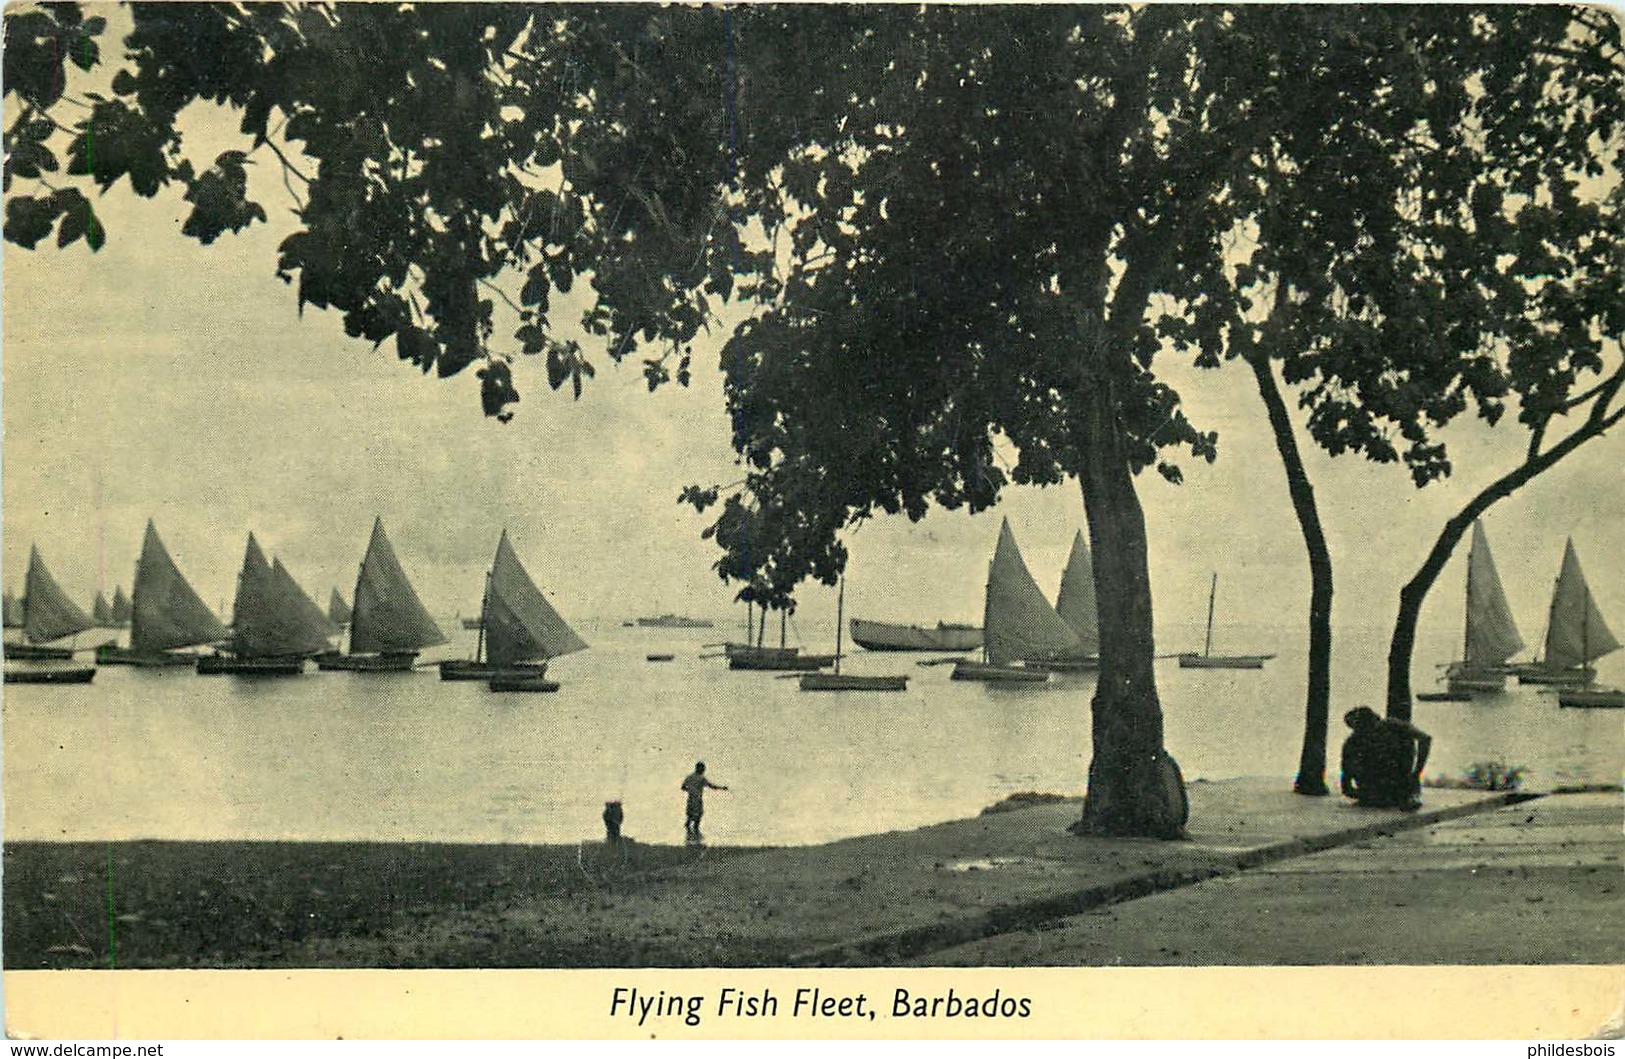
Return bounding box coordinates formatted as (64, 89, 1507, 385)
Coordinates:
(1204, 6, 1624, 737)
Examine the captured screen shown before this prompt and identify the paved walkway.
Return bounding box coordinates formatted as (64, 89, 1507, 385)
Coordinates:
(915, 791, 1623, 966)
(608, 778, 1534, 966)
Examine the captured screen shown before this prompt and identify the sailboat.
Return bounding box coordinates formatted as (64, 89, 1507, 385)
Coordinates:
(92, 591, 113, 626)
(319, 518, 446, 671)
(1025, 529, 1101, 673)
(328, 588, 352, 629)
(1178, 573, 1274, 669)
(2, 589, 22, 629)
(438, 530, 588, 689)
(110, 586, 133, 627)
(800, 578, 908, 692)
(5, 547, 97, 661)
(196, 535, 335, 675)
(1515, 539, 1619, 686)
(951, 519, 1075, 682)
(722, 599, 834, 671)
(1439, 520, 1523, 695)
(97, 521, 229, 666)
(4, 548, 99, 682)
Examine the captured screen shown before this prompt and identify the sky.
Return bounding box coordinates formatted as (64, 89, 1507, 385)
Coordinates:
(3, 24, 1622, 673)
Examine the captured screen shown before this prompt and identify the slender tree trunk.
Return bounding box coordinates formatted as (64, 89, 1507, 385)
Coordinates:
(1386, 394, 1623, 720)
(1072, 384, 1188, 839)
(1243, 351, 1333, 796)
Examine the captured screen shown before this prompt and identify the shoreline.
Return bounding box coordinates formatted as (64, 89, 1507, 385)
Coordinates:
(9, 778, 1618, 970)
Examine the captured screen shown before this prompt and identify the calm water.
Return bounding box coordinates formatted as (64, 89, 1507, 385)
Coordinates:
(4, 620, 1620, 846)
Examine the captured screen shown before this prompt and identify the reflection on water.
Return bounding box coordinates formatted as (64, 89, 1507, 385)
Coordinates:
(4, 622, 1619, 846)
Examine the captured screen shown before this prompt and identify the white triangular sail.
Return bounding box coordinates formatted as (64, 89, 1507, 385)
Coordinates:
(229, 536, 333, 657)
(110, 586, 132, 624)
(483, 530, 588, 667)
(1463, 520, 1523, 667)
(1054, 529, 1100, 657)
(348, 517, 445, 654)
(329, 589, 352, 628)
(23, 545, 95, 644)
(1543, 539, 1620, 670)
(131, 521, 229, 653)
(272, 558, 340, 646)
(983, 519, 1083, 666)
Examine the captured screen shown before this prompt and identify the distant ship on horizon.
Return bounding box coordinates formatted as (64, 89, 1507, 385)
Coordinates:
(635, 614, 714, 629)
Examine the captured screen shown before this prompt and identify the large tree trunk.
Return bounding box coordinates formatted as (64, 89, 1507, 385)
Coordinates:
(1071, 384, 1188, 839)
(1244, 351, 1333, 796)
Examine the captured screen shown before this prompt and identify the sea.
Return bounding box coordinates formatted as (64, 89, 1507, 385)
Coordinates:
(3, 619, 1620, 847)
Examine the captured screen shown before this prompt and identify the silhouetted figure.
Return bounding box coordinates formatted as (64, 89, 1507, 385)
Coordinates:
(1341, 706, 1431, 810)
(602, 800, 624, 843)
(680, 761, 728, 843)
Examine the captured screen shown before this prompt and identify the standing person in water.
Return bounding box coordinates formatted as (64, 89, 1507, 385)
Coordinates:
(1340, 707, 1432, 810)
(681, 761, 728, 842)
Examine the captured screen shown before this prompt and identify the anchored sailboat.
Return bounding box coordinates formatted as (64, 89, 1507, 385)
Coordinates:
(1516, 539, 1620, 686)
(439, 530, 588, 689)
(5, 546, 97, 660)
(1440, 520, 1523, 695)
(110, 586, 132, 627)
(97, 521, 229, 666)
(2, 589, 22, 629)
(1026, 529, 1101, 673)
(197, 535, 334, 675)
(801, 577, 908, 692)
(319, 518, 445, 672)
(92, 591, 113, 627)
(329, 588, 352, 629)
(1178, 573, 1274, 669)
(952, 519, 1074, 682)
(725, 601, 833, 671)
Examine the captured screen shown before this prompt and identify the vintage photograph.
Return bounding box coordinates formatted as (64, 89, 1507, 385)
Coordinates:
(3, 1, 1622, 1038)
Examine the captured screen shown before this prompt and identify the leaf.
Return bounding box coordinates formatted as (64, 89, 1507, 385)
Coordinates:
(4, 195, 63, 250)
(56, 203, 87, 248)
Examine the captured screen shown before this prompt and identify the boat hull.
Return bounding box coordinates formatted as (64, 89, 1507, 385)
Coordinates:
(848, 618, 982, 652)
(4, 665, 96, 684)
(195, 655, 306, 676)
(1445, 664, 1506, 693)
(1177, 653, 1272, 670)
(3, 643, 76, 660)
(1517, 666, 1596, 686)
(728, 652, 832, 672)
(440, 659, 547, 681)
(1023, 656, 1100, 673)
(950, 661, 1049, 683)
(95, 644, 198, 667)
(488, 674, 560, 693)
(1557, 688, 1624, 709)
(316, 651, 420, 672)
(646, 653, 676, 662)
(1416, 691, 1475, 703)
(799, 673, 908, 692)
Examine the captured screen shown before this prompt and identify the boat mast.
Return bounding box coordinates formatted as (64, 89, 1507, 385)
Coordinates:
(1203, 572, 1218, 658)
(475, 571, 491, 664)
(780, 608, 787, 650)
(835, 577, 845, 675)
(1462, 537, 1474, 666)
(348, 558, 365, 658)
